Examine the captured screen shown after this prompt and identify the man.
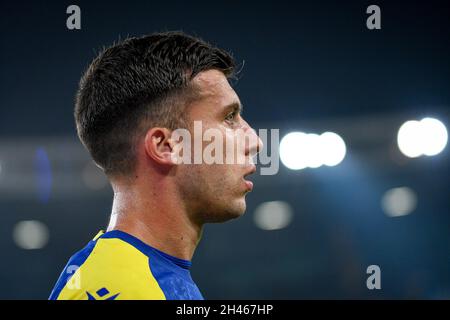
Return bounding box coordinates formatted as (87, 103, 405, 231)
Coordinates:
(49, 31, 262, 300)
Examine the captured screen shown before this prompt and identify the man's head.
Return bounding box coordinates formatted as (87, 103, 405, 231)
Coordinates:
(75, 31, 262, 223)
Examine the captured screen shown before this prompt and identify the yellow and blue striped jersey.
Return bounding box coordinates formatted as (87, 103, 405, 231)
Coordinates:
(49, 230, 204, 300)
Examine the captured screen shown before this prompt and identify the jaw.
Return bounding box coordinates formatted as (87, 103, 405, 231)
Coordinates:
(211, 196, 247, 223)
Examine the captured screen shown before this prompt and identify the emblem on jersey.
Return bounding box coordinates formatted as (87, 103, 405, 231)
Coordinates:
(86, 287, 120, 300)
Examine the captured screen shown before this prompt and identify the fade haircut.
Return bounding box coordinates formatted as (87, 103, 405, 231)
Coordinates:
(75, 31, 235, 176)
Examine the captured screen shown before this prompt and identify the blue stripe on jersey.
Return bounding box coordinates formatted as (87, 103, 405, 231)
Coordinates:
(48, 239, 98, 300)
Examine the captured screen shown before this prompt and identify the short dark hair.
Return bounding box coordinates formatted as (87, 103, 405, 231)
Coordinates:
(75, 31, 235, 176)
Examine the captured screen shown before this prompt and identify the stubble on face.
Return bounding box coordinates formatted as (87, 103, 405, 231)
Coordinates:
(176, 70, 251, 223)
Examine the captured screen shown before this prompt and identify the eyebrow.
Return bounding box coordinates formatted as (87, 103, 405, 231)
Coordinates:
(223, 101, 243, 115)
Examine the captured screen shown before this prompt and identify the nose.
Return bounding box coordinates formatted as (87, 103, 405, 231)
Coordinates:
(244, 124, 263, 158)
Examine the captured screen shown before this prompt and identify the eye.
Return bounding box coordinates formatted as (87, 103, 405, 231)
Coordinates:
(225, 110, 238, 122)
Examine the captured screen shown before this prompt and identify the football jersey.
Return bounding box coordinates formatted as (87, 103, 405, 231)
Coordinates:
(49, 230, 204, 300)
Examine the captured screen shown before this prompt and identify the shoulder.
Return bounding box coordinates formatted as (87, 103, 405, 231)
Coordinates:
(50, 236, 166, 300)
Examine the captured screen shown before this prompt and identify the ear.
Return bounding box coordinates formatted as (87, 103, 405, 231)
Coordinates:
(144, 127, 177, 166)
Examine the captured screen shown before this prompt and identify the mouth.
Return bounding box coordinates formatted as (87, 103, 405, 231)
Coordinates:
(243, 165, 257, 191)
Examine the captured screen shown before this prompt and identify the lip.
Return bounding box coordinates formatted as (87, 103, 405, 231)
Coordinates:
(244, 180, 254, 191)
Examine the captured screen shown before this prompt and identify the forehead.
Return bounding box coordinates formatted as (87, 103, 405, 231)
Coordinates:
(189, 69, 239, 113)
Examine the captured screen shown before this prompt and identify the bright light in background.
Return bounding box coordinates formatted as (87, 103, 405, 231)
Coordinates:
(319, 132, 347, 166)
(13, 220, 49, 250)
(381, 187, 417, 217)
(279, 132, 308, 170)
(420, 118, 448, 156)
(253, 201, 293, 230)
(304, 134, 322, 168)
(280, 131, 346, 170)
(397, 117, 447, 158)
(397, 120, 422, 158)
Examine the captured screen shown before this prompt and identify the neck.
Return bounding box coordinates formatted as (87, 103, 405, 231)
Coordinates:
(106, 178, 203, 261)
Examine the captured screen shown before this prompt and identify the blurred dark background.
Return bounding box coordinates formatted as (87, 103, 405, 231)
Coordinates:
(0, 0, 449, 299)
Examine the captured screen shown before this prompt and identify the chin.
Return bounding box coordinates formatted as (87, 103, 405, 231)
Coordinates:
(206, 198, 247, 223)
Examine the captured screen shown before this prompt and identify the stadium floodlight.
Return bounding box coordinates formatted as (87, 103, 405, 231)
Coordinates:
(397, 117, 447, 158)
(280, 131, 346, 170)
(253, 201, 293, 230)
(319, 132, 347, 167)
(280, 132, 309, 170)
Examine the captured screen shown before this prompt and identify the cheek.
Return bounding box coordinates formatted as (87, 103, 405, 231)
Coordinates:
(201, 164, 237, 193)
(222, 130, 245, 162)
